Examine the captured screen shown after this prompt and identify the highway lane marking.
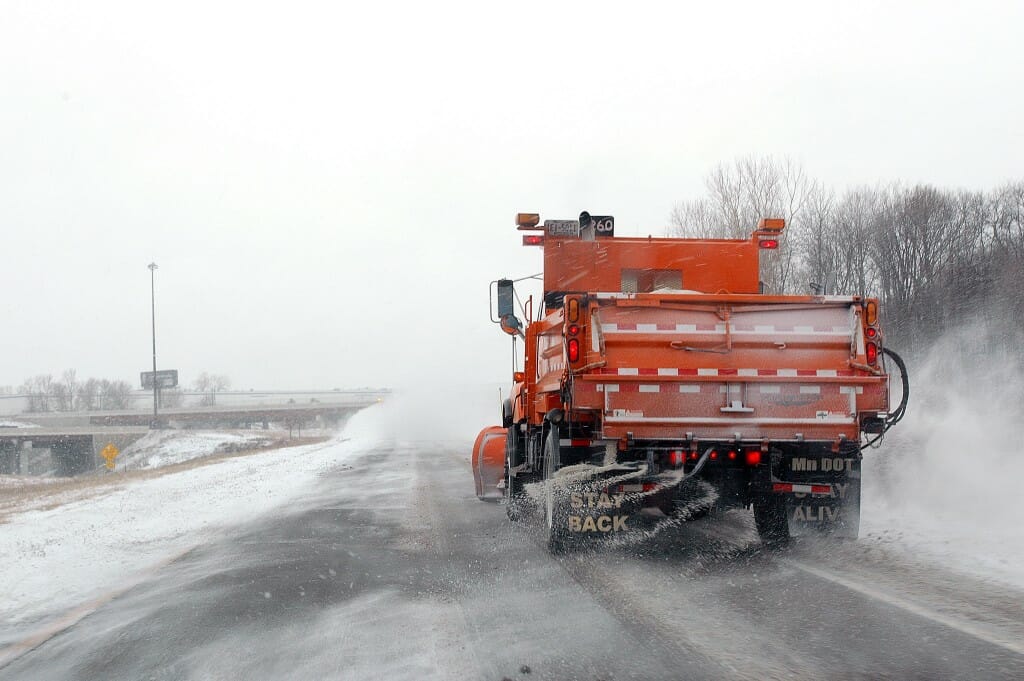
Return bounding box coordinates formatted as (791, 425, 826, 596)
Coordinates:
(784, 559, 1024, 658)
(0, 544, 199, 671)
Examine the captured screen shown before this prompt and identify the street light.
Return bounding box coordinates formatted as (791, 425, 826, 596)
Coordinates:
(148, 262, 158, 429)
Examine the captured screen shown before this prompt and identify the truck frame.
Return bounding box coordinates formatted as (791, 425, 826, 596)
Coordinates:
(473, 212, 908, 551)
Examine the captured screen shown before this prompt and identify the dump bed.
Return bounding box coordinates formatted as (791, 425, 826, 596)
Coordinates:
(568, 292, 887, 443)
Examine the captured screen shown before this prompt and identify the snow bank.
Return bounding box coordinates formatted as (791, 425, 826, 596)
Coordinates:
(0, 420, 38, 429)
(0, 435, 372, 644)
(116, 430, 276, 470)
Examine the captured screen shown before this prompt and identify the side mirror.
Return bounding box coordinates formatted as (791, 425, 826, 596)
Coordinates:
(497, 279, 515, 318)
(496, 279, 523, 336)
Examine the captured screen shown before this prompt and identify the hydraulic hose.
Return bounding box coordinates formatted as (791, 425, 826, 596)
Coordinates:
(882, 347, 910, 428)
(860, 346, 910, 451)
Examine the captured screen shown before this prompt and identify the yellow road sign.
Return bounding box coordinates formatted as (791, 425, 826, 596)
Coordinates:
(101, 443, 120, 470)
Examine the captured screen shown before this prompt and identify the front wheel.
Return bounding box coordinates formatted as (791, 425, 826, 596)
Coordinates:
(505, 466, 532, 521)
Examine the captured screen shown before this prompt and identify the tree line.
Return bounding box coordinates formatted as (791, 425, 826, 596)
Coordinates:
(18, 370, 232, 412)
(19, 371, 135, 413)
(669, 157, 1024, 358)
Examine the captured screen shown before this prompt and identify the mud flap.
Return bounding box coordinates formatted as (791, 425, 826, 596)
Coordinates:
(786, 459, 862, 539)
(472, 425, 507, 501)
(563, 486, 636, 537)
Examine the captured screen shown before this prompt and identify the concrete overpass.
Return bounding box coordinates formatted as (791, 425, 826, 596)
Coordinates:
(0, 427, 149, 476)
(0, 390, 387, 476)
(88, 399, 378, 429)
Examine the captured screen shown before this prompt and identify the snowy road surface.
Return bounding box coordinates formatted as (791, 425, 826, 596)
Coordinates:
(1, 431, 1022, 679)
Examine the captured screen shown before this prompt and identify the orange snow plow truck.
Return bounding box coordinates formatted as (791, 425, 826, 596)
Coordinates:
(473, 212, 909, 552)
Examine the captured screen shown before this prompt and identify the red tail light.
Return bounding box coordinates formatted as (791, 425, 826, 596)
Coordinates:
(758, 239, 779, 249)
(710, 451, 719, 461)
(689, 451, 699, 461)
(567, 338, 580, 362)
(668, 451, 685, 467)
(523, 235, 544, 246)
(866, 342, 878, 365)
(865, 327, 877, 339)
(745, 450, 762, 466)
(728, 450, 737, 461)
(567, 324, 580, 335)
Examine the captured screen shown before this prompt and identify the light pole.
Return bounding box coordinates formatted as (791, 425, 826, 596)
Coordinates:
(148, 262, 158, 429)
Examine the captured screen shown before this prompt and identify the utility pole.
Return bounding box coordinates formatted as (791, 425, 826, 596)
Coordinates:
(149, 262, 159, 429)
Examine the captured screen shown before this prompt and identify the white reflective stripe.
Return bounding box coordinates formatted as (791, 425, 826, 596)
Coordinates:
(601, 323, 617, 333)
(658, 368, 679, 376)
(839, 386, 865, 395)
(637, 323, 658, 333)
(777, 369, 798, 377)
(604, 415, 856, 425)
(754, 325, 775, 333)
(618, 368, 639, 376)
(738, 368, 758, 377)
(719, 385, 729, 393)
(620, 484, 643, 492)
(676, 324, 697, 332)
(832, 326, 850, 334)
(559, 439, 573, 446)
(697, 368, 718, 376)
(679, 384, 701, 393)
(794, 325, 814, 333)
(758, 385, 781, 394)
(800, 386, 821, 394)
(639, 385, 660, 393)
(603, 384, 620, 392)
(791, 484, 814, 494)
(817, 369, 838, 377)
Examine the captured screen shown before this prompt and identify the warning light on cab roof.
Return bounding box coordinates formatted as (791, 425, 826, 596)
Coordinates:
(516, 213, 541, 229)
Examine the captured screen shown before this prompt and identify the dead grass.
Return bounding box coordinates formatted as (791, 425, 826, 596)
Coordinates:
(0, 436, 330, 524)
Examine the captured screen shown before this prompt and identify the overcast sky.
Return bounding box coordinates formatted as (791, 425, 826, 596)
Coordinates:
(1, 0, 1021, 392)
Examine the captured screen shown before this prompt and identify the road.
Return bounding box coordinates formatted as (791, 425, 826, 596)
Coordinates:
(2, 439, 1023, 680)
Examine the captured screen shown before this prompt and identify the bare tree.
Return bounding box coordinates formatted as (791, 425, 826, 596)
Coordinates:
(76, 377, 101, 411)
(669, 156, 819, 292)
(20, 375, 55, 412)
(194, 372, 231, 406)
(50, 369, 78, 412)
(98, 379, 133, 410)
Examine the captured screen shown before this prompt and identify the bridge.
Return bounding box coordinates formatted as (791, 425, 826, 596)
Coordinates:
(0, 390, 387, 476)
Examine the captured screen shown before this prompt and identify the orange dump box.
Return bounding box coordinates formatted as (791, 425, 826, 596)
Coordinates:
(567, 292, 888, 444)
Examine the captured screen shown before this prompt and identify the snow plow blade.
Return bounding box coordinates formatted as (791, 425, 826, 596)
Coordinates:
(472, 425, 506, 501)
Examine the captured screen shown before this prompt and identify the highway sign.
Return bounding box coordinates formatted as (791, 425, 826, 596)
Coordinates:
(141, 369, 178, 389)
(100, 442, 119, 470)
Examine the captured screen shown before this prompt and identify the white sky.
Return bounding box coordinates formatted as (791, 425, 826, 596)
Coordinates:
(1, 0, 1022, 391)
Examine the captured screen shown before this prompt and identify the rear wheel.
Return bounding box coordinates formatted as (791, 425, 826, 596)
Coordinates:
(543, 428, 571, 553)
(753, 493, 790, 544)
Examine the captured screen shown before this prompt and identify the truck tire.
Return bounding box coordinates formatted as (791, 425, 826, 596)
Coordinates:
(505, 466, 531, 522)
(543, 428, 572, 553)
(753, 494, 790, 544)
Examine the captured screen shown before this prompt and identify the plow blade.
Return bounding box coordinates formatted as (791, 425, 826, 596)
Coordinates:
(472, 425, 507, 501)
